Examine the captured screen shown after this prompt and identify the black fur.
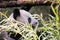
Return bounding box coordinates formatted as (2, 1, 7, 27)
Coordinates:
(21, 5, 32, 11)
(9, 5, 32, 40)
(13, 8, 20, 20)
(28, 17, 31, 23)
(0, 0, 2, 2)
(8, 31, 21, 40)
(9, 9, 21, 40)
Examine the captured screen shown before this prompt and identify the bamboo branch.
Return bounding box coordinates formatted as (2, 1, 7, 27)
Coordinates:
(0, 0, 57, 8)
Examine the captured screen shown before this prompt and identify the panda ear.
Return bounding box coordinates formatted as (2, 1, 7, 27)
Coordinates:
(21, 5, 32, 11)
(13, 8, 20, 20)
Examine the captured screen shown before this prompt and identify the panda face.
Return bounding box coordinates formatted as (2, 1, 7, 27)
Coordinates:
(8, 8, 38, 40)
(9, 9, 38, 27)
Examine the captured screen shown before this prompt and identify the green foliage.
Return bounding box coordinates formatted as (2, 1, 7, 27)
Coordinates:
(0, 5, 60, 40)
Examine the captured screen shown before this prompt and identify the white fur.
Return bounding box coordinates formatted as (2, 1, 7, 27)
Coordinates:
(9, 10, 38, 26)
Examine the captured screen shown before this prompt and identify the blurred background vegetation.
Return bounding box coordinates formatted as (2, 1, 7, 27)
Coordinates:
(0, 0, 60, 40)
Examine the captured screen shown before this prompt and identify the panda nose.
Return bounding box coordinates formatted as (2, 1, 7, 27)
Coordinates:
(35, 22, 38, 25)
(32, 22, 38, 29)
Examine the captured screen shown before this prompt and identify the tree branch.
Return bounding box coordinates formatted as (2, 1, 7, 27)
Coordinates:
(0, 0, 57, 8)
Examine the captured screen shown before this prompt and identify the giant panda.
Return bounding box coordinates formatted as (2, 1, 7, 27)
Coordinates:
(8, 7, 38, 40)
(9, 8, 38, 27)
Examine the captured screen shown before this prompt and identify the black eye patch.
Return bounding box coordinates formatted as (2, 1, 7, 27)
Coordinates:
(28, 17, 31, 23)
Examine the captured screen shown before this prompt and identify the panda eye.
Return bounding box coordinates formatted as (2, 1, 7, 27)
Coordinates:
(28, 17, 31, 23)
